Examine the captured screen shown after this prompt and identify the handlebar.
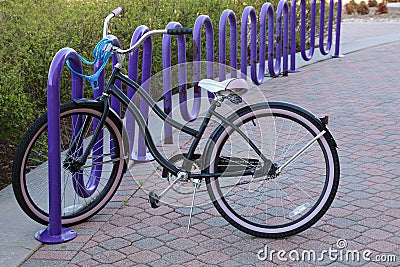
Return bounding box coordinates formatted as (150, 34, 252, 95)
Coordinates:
(167, 27, 193, 35)
(111, 7, 122, 16)
(103, 7, 192, 55)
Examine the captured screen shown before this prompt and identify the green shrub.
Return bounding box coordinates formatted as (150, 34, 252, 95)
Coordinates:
(357, 1, 370, 14)
(375, 1, 389, 14)
(344, 2, 356, 14)
(368, 0, 378, 7)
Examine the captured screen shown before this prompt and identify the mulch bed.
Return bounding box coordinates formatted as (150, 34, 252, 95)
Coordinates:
(0, 141, 15, 190)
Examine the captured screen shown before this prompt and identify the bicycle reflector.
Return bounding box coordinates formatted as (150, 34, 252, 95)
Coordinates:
(320, 116, 329, 125)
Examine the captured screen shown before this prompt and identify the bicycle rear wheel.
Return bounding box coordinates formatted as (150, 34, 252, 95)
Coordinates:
(12, 101, 126, 226)
(204, 102, 340, 238)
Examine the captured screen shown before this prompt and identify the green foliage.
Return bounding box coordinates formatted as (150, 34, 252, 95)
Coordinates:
(375, 1, 389, 14)
(344, 0, 358, 14)
(357, 1, 370, 14)
(0, 72, 36, 141)
(368, 0, 378, 7)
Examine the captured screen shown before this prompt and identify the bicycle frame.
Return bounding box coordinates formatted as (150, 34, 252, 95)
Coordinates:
(73, 66, 272, 180)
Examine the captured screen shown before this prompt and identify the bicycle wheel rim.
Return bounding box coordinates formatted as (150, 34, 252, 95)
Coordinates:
(207, 106, 338, 236)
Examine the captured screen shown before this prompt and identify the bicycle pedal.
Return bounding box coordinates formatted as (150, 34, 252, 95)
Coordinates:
(148, 190, 160, 209)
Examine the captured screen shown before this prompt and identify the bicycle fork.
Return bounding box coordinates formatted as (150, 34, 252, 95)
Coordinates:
(64, 95, 110, 172)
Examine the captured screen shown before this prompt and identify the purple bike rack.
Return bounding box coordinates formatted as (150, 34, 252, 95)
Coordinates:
(240, 2, 289, 84)
(36, 36, 122, 243)
(35, 48, 81, 243)
(290, 0, 343, 71)
(193, 14, 215, 101)
(219, 9, 237, 81)
(127, 26, 155, 161)
(39, 0, 342, 244)
(162, 22, 201, 144)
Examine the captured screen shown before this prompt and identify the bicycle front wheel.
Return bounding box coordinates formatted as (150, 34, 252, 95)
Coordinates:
(12, 101, 126, 226)
(204, 102, 340, 238)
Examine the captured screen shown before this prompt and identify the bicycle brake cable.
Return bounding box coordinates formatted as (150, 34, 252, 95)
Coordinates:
(66, 38, 113, 91)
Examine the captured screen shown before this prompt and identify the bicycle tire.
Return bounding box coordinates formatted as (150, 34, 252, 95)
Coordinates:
(12, 101, 126, 226)
(203, 102, 340, 238)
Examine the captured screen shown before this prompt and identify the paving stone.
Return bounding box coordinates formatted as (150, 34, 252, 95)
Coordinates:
(231, 251, 259, 265)
(363, 229, 394, 241)
(128, 250, 161, 264)
(153, 245, 174, 256)
(70, 251, 92, 264)
(123, 232, 145, 243)
(196, 251, 230, 265)
(133, 237, 164, 250)
(106, 226, 136, 238)
(136, 225, 168, 237)
(98, 237, 131, 250)
(166, 237, 198, 250)
(161, 250, 195, 264)
(368, 241, 399, 253)
(29, 250, 78, 261)
(92, 250, 126, 264)
(148, 259, 171, 266)
(327, 217, 357, 228)
(21, 259, 70, 267)
(113, 259, 136, 267)
(75, 258, 100, 267)
(203, 217, 230, 227)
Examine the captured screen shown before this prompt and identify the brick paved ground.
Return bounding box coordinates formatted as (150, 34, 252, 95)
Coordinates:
(21, 42, 400, 266)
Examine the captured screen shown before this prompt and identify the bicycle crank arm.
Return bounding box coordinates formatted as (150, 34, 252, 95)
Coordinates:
(276, 130, 326, 175)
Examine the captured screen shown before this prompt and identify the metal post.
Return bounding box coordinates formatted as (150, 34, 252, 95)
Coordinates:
(193, 15, 215, 100)
(219, 9, 237, 81)
(127, 26, 154, 161)
(332, 0, 343, 58)
(162, 22, 201, 145)
(35, 48, 81, 243)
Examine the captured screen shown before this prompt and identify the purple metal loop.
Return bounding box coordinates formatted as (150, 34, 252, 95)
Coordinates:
(162, 22, 201, 143)
(72, 36, 122, 199)
(241, 2, 288, 83)
(240, 6, 257, 82)
(37, 47, 83, 243)
(300, 0, 317, 61)
(219, 9, 237, 81)
(127, 26, 154, 161)
(266, 1, 289, 78)
(290, 0, 342, 70)
(193, 15, 214, 100)
(333, 0, 343, 57)
(319, 0, 334, 55)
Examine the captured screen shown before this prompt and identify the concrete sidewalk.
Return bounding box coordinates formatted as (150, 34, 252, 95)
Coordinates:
(1, 21, 400, 267)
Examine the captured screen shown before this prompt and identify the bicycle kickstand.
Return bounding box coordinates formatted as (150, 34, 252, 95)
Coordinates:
(187, 179, 201, 233)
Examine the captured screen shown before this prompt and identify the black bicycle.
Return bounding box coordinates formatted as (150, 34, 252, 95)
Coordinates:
(12, 8, 339, 238)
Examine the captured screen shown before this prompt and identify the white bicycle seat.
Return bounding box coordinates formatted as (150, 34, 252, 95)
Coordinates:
(199, 78, 249, 96)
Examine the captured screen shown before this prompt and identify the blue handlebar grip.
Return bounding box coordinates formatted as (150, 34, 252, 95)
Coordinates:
(112, 7, 122, 16)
